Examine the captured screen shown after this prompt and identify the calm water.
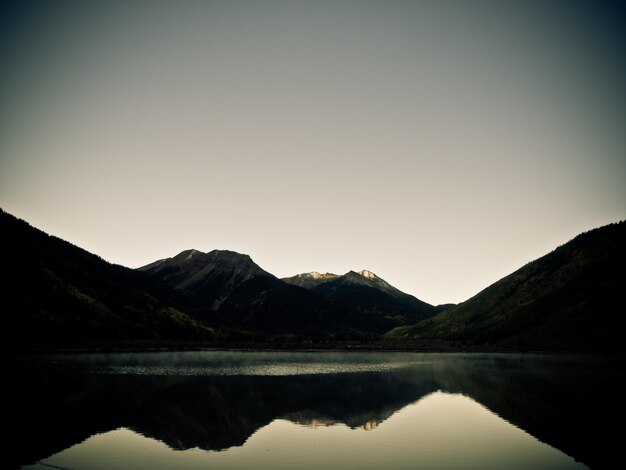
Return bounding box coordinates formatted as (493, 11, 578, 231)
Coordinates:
(9, 351, 624, 469)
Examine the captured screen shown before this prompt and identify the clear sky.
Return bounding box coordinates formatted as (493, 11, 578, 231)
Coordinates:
(1, 1, 624, 305)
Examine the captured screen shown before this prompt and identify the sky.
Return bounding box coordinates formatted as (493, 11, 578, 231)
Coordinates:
(1, 0, 624, 305)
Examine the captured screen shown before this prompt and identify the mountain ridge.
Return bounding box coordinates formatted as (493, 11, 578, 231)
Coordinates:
(386, 220, 626, 350)
(1, 209, 215, 348)
(4, 206, 623, 350)
(309, 269, 440, 330)
(139, 249, 272, 311)
(282, 271, 339, 289)
(139, 251, 440, 337)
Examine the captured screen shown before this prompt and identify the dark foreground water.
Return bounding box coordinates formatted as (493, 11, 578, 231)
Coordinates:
(9, 351, 625, 469)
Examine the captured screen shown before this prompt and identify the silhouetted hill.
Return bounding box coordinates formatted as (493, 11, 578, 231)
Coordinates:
(282, 269, 441, 334)
(141, 253, 439, 338)
(9, 204, 622, 350)
(2, 204, 438, 344)
(310, 270, 440, 333)
(139, 249, 271, 310)
(214, 275, 363, 339)
(140, 250, 357, 338)
(386, 221, 626, 351)
(2, 209, 214, 348)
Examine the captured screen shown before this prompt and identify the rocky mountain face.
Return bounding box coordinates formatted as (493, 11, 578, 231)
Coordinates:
(139, 249, 272, 310)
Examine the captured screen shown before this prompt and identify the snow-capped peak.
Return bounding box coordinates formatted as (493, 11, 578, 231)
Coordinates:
(300, 271, 336, 279)
(359, 270, 378, 279)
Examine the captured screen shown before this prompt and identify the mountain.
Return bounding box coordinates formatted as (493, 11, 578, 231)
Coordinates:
(315, 269, 437, 310)
(214, 274, 361, 339)
(282, 271, 339, 288)
(141, 254, 440, 337)
(2, 209, 215, 348)
(2, 205, 438, 345)
(333, 270, 415, 298)
(12, 203, 621, 350)
(139, 249, 271, 310)
(386, 221, 626, 351)
(284, 269, 441, 333)
(140, 250, 361, 338)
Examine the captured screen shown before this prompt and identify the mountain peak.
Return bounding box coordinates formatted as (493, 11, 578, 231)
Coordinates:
(209, 249, 249, 256)
(359, 270, 378, 279)
(305, 271, 337, 279)
(282, 271, 339, 288)
(207, 249, 254, 263)
(343, 270, 373, 281)
(338, 270, 417, 301)
(176, 249, 205, 260)
(138, 247, 272, 309)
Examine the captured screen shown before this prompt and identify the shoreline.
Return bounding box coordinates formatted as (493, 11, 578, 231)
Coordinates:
(9, 343, 622, 356)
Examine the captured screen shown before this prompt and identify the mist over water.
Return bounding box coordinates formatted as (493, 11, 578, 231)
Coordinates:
(54, 350, 430, 376)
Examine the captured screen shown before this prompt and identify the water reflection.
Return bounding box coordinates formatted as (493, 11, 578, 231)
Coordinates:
(22, 393, 586, 470)
(9, 352, 624, 469)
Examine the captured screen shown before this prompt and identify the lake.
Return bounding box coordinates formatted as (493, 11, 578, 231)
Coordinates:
(9, 351, 624, 469)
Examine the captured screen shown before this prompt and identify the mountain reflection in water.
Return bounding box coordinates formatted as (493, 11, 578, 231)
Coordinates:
(9, 352, 624, 469)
